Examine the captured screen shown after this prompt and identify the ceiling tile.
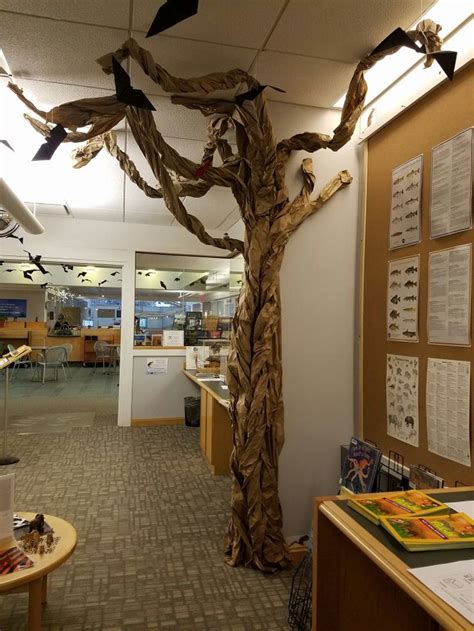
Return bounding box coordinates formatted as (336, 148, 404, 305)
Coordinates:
(0, 1, 130, 29)
(132, 0, 286, 48)
(256, 52, 355, 108)
(0, 12, 127, 88)
(131, 31, 256, 96)
(182, 188, 238, 230)
(123, 212, 174, 226)
(266, 0, 436, 62)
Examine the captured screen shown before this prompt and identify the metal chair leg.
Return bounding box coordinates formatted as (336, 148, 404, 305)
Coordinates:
(42, 364, 46, 384)
(61, 365, 67, 381)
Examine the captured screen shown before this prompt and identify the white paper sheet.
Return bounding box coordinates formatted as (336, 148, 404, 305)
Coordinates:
(430, 128, 473, 238)
(389, 154, 423, 249)
(0, 473, 14, 541)
(426, 358, 471, 466)
(185, 346, 210, 370)
(146, 358, 168, 374)
(409, 560, 474, 624)
(386, 354, 419, 446)
(162, 330, 184, 347)
(428, 244, 471, 346)
(387, 255, 419, 341)
(446, 501, 474, 520)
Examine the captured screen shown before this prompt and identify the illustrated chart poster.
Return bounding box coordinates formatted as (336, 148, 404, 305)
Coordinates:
(428, 243, 471, 346)
(426, 358, 471, 467)
(430, 127, 473, 239)
(386, 354, 419, 446)
(387, 255, 419, 342)
(389, 154, 423, 249)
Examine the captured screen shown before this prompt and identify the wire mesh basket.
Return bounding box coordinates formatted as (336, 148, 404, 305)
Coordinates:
(287, 551, 312, 630)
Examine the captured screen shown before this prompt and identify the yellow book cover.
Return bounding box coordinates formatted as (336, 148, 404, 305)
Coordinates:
(348, 490, 447, 525)
(381, 512, 474, 551)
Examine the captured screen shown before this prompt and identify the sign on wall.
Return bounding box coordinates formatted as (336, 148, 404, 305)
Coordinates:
(0, 299, 27, 318)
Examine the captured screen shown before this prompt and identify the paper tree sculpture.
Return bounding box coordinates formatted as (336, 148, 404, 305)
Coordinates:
(8, 19, 453, 571)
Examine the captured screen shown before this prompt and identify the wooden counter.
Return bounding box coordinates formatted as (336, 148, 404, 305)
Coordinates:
(312, 487, 474, 631)
(183, 369, 232, 475)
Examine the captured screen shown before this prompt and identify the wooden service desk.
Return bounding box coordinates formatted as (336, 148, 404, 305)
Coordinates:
(312, 487, 474, 631)
(183, 369, 232, 475)
(0, 513, 77, 631)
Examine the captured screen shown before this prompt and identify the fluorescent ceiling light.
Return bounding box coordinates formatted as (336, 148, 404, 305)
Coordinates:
(333, 0, 473, 108)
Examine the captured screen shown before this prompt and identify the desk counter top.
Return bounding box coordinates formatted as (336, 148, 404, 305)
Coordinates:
(182, 369, 229, 407)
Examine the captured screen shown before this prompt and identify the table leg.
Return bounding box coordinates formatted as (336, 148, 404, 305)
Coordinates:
(28, 577, 43, 631)
(41, 574, 48, 604)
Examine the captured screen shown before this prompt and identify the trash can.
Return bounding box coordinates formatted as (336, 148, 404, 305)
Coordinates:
(184, 396, 200, 427)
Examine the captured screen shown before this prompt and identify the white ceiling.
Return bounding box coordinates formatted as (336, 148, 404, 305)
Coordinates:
(0, 0, 436, 229)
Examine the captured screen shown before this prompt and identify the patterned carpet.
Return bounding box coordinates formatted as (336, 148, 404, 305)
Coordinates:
(0, 419, 293, 630)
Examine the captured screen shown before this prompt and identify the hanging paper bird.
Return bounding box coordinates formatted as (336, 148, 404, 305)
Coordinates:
(160, 281, 167, 290)
(77, 271, 87, 278)
(137, 271, 142, 275)
(112, 57, 155, 111)
(145, 272, 153, 277)
(3, 269, 15, 273)
(81, 278, 92, 283)
(174, 277, 180, 282)
(23, 269, 39, 281)
(32, 124, 67, 161)
(98, 280, 108, 286)
(40, 282, 49, 288)
(23, 250, 51, 275)
(146, 0, 198, 38)
(61, 264, 74, 272)
(6, 234, 23, 244)
(110, 271, 120, 277)
(0, 140, 14, 151)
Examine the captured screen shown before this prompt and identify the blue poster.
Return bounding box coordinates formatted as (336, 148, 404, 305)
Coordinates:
(0, 299, 27, 318)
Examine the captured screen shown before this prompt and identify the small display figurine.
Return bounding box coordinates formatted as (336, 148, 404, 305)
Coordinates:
(28, 513, 45, 534)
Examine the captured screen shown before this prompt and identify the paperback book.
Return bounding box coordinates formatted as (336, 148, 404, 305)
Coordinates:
(381, 512, 474, 551)
(409, 465, 444, 490)
(0, 547, 33, 575)
(340, 437, 382, 494)
(348, 490, 447, 525)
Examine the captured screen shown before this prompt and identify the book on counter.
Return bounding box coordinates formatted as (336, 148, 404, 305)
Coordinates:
(348, 490, 447, 525)
(340, 437, 382, 494)
(0, 547, 33, 575)
(381, 512, 474, 551)
(408, 464, 444, 490)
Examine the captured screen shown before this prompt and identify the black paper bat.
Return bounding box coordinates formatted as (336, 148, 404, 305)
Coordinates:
(174, 277, 180, 281)
(77, 271, 87, 278)
(23, 269, 39, 281)
(145, 272, 153, 277)
(98, 280, 108, 286)
(371, 27, 457, 81)
(110, 271, 120, 277)
(3, 269, 15, 273)
(62, 264, 74, 273)
(81, 278, 92, 283)
(40, 282, 49, 288)
(23, 249, 50, 275)
(0, 139, 14, 151)
(137, 271, 142, 275)
(32, 124, 67, 161)
(6, 234, 23, 244)
(146, 0, 198, 38)
(112, 57, 155, 111)
(235, 84, 286, 106)
(160, 281, 167, 290)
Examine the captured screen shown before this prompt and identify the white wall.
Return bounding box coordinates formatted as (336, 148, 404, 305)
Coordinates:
(0, 288, 46, 321)
(267, 101, 362, 537)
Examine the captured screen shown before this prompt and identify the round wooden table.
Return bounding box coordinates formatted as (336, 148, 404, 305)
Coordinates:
(0, 513, 77, 630)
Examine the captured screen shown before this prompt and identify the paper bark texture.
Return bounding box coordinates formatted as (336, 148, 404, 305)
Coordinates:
(9, 20, 444, 571)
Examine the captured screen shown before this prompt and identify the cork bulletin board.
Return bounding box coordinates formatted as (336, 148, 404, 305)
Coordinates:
(363, 64, 474, 485)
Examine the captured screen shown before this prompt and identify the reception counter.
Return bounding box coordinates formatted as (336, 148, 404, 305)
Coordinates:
(183, 369, 232, 475)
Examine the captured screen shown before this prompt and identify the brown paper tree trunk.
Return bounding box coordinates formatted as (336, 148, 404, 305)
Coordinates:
(7, 20, 444, 571)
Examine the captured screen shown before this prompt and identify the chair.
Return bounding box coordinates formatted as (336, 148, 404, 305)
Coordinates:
(93, 341, 112, 374)
(7, 344, 32, 380)
(61, 343, 73, 377)
(34, 346, 68, 384)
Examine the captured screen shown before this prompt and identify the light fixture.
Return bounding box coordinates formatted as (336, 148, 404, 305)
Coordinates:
(0, 178, 45, 234)
(0, 49, 12, 79)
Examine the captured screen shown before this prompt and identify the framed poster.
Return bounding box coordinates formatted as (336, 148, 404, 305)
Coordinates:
(387, 255, 419, 342)
(389, 154, 423, 249)
(430, 127, 473, 239)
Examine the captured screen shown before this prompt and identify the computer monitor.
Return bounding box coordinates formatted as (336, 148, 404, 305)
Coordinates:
(82, 319, 94, 327)
(139, 318, 148, 329)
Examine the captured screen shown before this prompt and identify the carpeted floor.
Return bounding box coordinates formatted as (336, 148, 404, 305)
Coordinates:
(0, 418, 293, 630)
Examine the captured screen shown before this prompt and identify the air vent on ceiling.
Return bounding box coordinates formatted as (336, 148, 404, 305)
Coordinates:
(25, 202, 74, 218)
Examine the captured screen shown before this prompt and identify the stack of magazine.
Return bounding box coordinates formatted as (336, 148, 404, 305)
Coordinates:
(348, 490, 474, 552)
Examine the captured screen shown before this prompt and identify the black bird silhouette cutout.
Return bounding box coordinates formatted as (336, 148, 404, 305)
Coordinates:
(40, 282, 49, 289)
(160, 281, 167, 290)
(6, 234, 23, 244)
(81, 278, 92, 284)
(235, 84, 286, 106)
(145, 272, 153, 277)
(61, 264, 74, 273)
(77, 271, 87, 278)
(23, 269, 39, 281)
(110, 271, 120, 277)
(98, 280, 108, 287)
(146, 0, 198, 38)
(32, 124, 67, 161)
(4, 269, 15, 273)
(23, 250, 50, 275)
(430, 50, 457, 82)
(174, 277, 180, 282)
(0, 139, 14, 151)
(112, 57, 155, 111)
(137, 271, 142, 275)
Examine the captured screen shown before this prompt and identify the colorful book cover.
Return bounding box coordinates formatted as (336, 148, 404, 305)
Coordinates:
(348, 490, 447, 525)
(381, 512, 474, 551)
(340, 437, 382, 494)
(409, 465, 444, 490)
(0, 547, 33, 575)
